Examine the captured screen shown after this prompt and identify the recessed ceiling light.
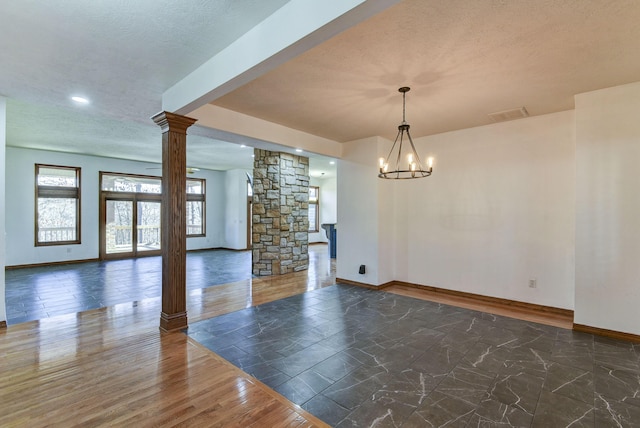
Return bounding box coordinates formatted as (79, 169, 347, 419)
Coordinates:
(71, 96, 89, 104)
(295, 149, 303, 153)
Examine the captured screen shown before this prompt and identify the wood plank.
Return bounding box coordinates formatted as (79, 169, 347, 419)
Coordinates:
(385, 284, 573, 329)
(1, 245, 590, 426)
(0, 246, 334, 427)
(574, 323, 640, 343)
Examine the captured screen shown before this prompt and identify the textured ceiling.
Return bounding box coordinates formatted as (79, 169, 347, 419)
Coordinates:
(6, 99, 256, 172)
(0, 0, 289, 174)
(214, 0, 640, 142)
(0, 0, 290, 122)
(2, 0, 640, 177)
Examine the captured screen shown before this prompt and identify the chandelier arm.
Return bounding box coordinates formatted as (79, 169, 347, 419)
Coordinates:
(395, 129, 405, 179)
(384, 128, 403, 162)
(405, 130, 424, 168)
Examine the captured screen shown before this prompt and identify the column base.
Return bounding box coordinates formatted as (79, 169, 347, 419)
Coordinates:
(159, 311, 188, 332)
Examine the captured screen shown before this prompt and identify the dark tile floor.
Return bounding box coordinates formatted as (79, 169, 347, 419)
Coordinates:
(5, 249, 251, 324)
(187, 285, 640, 427)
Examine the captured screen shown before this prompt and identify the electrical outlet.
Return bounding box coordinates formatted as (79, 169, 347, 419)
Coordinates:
(529, 279, 537, 288)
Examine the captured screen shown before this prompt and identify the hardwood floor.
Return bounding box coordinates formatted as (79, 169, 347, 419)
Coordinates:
(385, 284, 574, 329)
(0, 247, 334, 427)
(1, 245, 576, 427)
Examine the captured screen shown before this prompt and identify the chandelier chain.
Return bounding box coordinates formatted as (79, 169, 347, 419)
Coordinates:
(403, 91, 406, 123)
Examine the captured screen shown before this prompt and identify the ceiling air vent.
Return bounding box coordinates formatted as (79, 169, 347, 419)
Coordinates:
(488, 107, 529, 122)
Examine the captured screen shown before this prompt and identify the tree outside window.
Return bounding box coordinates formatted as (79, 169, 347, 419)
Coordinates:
(186, 179, 205, 236)
(35, 164, 81, 246)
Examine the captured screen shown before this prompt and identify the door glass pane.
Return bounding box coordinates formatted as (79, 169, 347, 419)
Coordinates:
(137, 201, 161, 252)
(106, 200, 133, 254)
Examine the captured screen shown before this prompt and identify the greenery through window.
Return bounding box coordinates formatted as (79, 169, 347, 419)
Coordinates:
(308, 186, 319, 233)
(35, 164, 81, 246)
(101, 174, 161, 193)
(186, 179, 205, 236)
(100, 173, 205, 238)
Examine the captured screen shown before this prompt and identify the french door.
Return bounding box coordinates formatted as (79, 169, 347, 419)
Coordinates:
(100, 195, 161, 259)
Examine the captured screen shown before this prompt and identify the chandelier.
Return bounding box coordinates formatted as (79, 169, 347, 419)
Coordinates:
(378, 87, 433, 179)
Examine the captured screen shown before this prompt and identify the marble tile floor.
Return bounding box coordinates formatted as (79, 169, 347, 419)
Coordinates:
(187, 284, 640, 427)
(5, 249, 251, 325)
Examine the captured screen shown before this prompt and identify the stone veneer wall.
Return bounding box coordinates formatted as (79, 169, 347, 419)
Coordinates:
(252, 149, 309, 275)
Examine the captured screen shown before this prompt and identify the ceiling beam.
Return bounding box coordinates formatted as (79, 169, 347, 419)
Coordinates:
(162, 0, 402, 116)
(190, 104, 343, 158)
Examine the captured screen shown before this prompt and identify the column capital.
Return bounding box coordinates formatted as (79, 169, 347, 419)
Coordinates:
(151, 111, 197, 133)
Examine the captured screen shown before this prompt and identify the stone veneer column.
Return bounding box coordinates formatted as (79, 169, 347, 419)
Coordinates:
(252, 149, 309, 275)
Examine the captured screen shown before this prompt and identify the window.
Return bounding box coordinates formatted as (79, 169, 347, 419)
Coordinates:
(35, 164, 81, 246)
(101, 173, 161, 194)
(100, 172, 205, 238)
(186, 179, 205, 236)
(308, 186, 319, 233)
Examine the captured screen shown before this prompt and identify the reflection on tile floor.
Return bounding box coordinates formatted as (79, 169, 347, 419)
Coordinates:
(5, 249, 251, 324)
(187, 285, 640, 427)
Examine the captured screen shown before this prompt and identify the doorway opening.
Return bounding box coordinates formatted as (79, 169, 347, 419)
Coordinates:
(99, 172, 205, 260)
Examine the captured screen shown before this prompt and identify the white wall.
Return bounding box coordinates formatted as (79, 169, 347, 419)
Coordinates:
(405, 111, 576, 309)
(337, 136, 395, 285)
(338, 112, 576, 308)
(5, 147, 243, 266)
(0, 97, 7, 323)
(224, 169, 250, 250)
(309, 176, 337, 244)
(574, 82, 640, 335)
(187, 168, 226, 251)
(377, 174, 396, 285)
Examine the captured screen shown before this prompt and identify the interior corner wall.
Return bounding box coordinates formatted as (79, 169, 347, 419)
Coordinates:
(337, 136, 394, 285)
(377, 172, 395, 285)
(405, 111, 576, 309)
(392, 178, 410, 283)
(0, 97, 7, 323)
(574, 82, 640, 335)
(223, 169, 250, 250)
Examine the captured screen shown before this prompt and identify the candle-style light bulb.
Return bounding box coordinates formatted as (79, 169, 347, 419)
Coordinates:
(379, 157, 385, 169)
(407, 153, 413, 165)
(427, 157, 434, 169)
(410, 162, 416, 171)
